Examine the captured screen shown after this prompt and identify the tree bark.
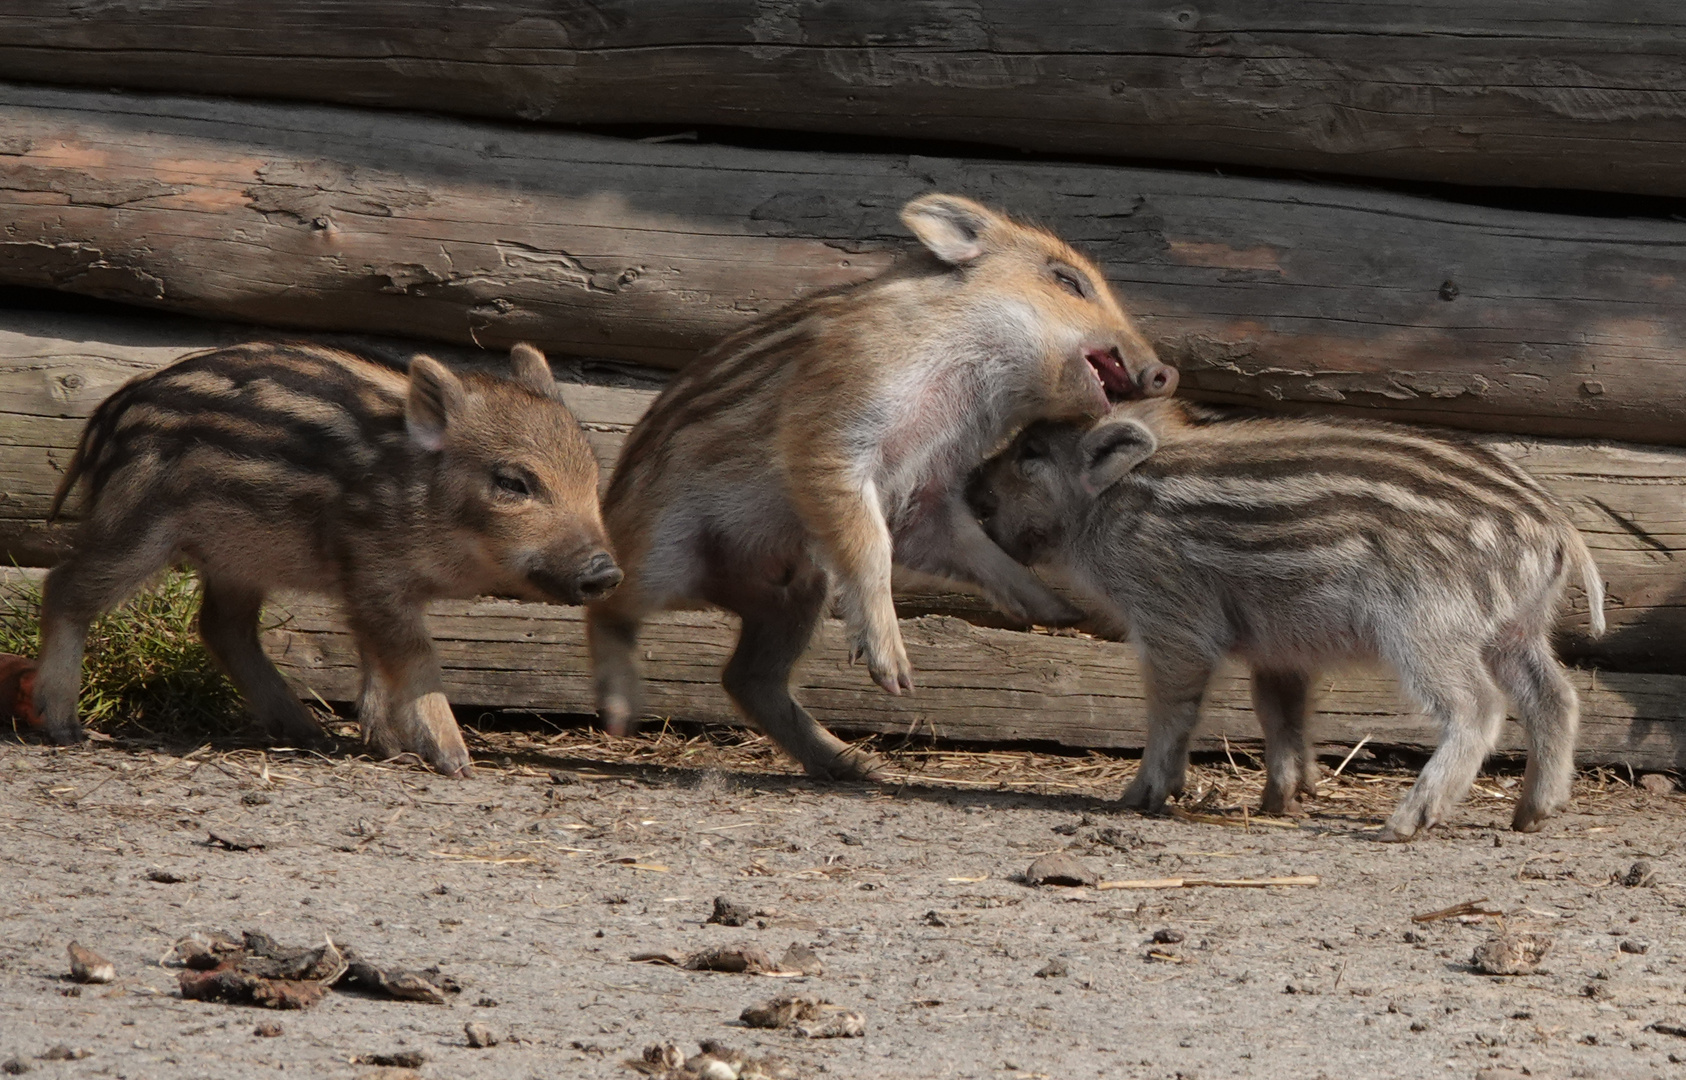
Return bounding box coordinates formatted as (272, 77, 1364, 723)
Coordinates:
(4, 2, 1686, 197)
(3, 308, 1677, 675)
(3, 86, 1686, 444)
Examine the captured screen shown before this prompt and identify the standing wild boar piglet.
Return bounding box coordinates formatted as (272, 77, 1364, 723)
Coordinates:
(590, 193, 1177, 779)
(35, 342, 620, 776)
(968, 399, 1604, 839)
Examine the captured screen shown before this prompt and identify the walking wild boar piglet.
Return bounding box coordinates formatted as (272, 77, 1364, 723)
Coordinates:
(35, 341, 620, 776)
(590, 193, 1178, 780)
(968, 399, 1604, 839)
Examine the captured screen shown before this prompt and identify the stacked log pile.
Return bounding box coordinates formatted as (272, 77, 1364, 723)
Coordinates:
(2, 2, 1682, 764)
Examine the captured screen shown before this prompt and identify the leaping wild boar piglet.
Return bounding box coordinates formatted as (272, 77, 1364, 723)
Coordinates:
(35, 342, 620, 776)
(590, 193, 1178, 779)
(968, 399, 1604, 839)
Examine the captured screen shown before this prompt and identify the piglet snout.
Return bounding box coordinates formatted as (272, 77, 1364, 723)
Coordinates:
(1138, 362, 1179, 398)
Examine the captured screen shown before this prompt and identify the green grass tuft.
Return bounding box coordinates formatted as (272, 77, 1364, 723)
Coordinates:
(0, 571, 247, 740)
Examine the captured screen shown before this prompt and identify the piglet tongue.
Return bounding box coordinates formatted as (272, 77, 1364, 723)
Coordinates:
(1086, 349, 1138, 401)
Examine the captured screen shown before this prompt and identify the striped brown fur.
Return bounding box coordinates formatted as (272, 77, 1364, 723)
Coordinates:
(969, 398, 1604, 839)
(35, 341, 619, 776)
(588, 193, 1178, 779)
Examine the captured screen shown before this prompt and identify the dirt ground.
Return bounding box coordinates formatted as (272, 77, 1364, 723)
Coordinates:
(2, 726, 1684, 1080)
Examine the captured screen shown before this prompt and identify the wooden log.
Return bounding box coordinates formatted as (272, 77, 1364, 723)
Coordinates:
(3, 566, 1682, 769)
(4, 2, 1686, 198)
(2, 307, 1680, 674)
(4, 86, 1686, 444)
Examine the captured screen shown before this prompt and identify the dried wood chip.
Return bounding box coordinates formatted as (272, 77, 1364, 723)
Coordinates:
(684, 945, 776, 974)
(206, 830, 266, 851)
(738, 995, 865, 1038)
(340, 960, 449, 1004)
(359, 1051, 427, 1068)
(66, 942, 114, 984)
(777, 943, 823, 977)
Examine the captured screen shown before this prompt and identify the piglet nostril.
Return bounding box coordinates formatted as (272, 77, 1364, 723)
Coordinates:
(575, 552, 623, 600)
(1139, 362, 1179, 398)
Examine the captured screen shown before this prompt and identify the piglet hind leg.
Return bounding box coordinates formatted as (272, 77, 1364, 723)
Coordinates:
(1251, 669, 1319, 816)
(1119, 649, 1215, 814)
(197, 579, 327, 750)
(1488, 635, 1579, 833)
(719, 578, 883, 782)
(347, 599, 472, 778)
(1381, 658, 1504, 842)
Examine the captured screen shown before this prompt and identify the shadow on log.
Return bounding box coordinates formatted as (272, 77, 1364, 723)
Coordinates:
(3, 85, 1686, 442)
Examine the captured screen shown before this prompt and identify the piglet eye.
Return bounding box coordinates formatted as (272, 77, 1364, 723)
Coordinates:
(1053, 269, 1086, 299)
(494, 471, 531, 497)
(1019, 436, 1049, 462)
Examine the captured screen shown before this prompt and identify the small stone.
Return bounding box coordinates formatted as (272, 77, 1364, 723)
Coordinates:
(706, 896, 754, 927)
(1471, 931, 1552, 975)
(1025, 851, 1097, 888)
(547, 770, 577, 785)
(1152, 928, 1186, 945)
(146, 868, 188, 884)
(836, 832, 863, 846)
(241, 791, 272, 806)
(1035, 959, 1069, 979)
(67, 942, 115, 984)
(1622, 860, 1656, 888)
(1093, 826, 1144, 851)
(1620, 939, 1649, 955)
(1639, 773, 1676, 795)
(362, 1051, 426, 1068)
(475, 996, 499, 1008)
(464, 1021, 499, 1048)
(1, 1060, 30, 1075)
(254, 1022, 283, 1038)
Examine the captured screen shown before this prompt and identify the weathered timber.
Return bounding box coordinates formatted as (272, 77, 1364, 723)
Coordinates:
(4, 86, 1686, 443)
(1, 308, 1680, 673)
(2, 567, 1680, 768)
(0, 309, 658, 565)
(4, 2, 1686, 197)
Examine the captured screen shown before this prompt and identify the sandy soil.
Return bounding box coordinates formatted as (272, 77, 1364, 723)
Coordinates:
(1, 729, 1684, 1080)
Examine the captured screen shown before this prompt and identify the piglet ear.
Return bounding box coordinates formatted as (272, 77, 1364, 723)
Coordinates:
(1080, 417, 1156, 494)
(509, 341, 560, 400)
(406, 354, 464, 451)
(900, 193, 1004, 266)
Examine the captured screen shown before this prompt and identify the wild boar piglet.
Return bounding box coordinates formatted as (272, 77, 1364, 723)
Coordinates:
(589, 193, 1178, 780)
(968, 399, 1603, 839)
(35, 342, 619, 776)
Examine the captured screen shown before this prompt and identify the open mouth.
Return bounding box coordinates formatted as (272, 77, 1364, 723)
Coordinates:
(1086, 348, 1138, 402)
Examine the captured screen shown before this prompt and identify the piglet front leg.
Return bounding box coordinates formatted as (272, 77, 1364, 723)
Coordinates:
(895, 490, 1082, 628)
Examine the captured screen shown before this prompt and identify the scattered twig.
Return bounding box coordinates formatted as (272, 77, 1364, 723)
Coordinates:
(1097, 875, 1320, 890)
(1330, 736, 1372, 780)
(1410, 898, 1502, 924)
